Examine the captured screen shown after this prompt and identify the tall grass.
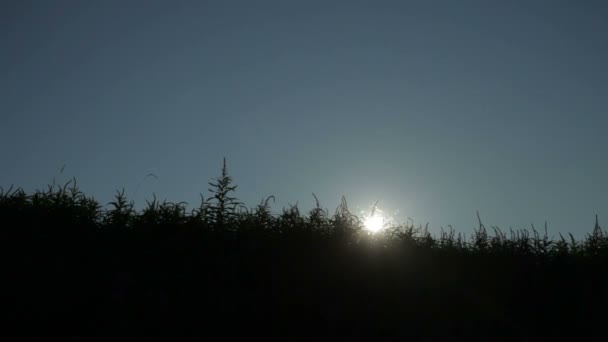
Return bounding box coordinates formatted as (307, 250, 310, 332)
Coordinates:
(1, 171, 606, 258)
(1, 161, 607, 340)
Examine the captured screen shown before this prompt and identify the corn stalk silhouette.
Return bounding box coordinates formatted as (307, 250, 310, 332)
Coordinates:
(207, 158, 243, 230)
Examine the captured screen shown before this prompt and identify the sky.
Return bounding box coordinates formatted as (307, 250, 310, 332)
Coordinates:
(1, 0, 607, 238)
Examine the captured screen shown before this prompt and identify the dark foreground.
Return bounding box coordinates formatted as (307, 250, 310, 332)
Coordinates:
(3, 228, 607, 341)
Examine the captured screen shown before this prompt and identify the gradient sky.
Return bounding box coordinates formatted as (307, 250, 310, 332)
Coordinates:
(1, 0, 607, 237)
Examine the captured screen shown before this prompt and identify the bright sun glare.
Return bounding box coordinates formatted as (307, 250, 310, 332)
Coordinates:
(364, 213, 385, 233)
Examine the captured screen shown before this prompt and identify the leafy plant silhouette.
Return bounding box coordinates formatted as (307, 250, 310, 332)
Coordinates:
(207, 158, 242, 230)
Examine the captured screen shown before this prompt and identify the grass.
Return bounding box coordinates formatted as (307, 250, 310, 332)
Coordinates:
(1, 162, 607, 341)
(3, 178, 603, 257)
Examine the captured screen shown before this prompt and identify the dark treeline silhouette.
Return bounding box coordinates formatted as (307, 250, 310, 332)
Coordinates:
(2, 161, 607, 341)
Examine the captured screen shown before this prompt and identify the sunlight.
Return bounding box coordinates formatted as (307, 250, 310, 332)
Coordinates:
(364, 212, 385, 233)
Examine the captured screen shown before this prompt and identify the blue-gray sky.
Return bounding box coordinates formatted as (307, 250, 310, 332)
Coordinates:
(1, 0, 607, 237)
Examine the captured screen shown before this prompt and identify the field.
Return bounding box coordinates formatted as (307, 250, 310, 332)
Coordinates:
(1, 167, 607, 341)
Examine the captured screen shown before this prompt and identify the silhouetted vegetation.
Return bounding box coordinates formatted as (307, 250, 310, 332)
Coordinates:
(1, 161, 607, 341)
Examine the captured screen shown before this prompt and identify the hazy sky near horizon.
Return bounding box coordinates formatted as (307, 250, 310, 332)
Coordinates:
(1, 0, 607, 237)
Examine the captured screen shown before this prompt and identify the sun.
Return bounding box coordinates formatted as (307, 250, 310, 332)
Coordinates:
(364, 212, 385, 233)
